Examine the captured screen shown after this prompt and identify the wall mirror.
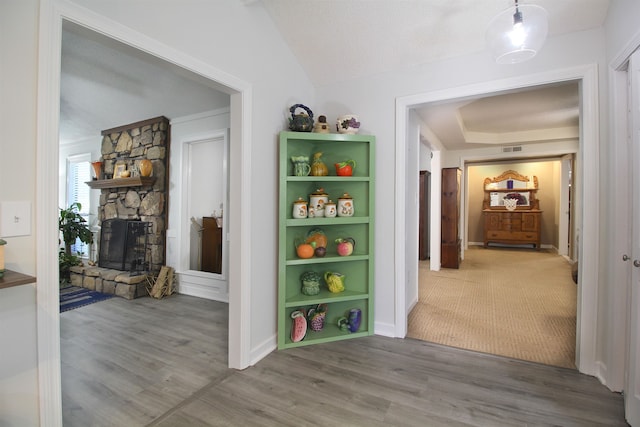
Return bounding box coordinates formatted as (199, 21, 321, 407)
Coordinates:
(183, 132, 229, 278)
(483, 169, 539, 210)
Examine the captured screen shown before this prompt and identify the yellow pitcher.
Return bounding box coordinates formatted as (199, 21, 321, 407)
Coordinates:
(324, 271, 346, 293)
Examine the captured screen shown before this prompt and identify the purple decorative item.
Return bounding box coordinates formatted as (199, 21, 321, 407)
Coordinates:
(307, 304, 327, 332)
(507, 179, 514, 189)
(347, 308, 362, 333)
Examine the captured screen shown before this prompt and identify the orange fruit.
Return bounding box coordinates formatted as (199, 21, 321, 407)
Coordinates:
(296, 243, 315, 259)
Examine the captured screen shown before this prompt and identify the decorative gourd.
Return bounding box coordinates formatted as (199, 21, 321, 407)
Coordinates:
(310, 152, 328, 176)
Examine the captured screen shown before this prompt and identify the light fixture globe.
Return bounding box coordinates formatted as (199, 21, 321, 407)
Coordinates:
(486, 1, 548, 64)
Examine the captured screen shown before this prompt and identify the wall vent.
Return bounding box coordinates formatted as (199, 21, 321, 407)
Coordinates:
(502, 146, 523, 153)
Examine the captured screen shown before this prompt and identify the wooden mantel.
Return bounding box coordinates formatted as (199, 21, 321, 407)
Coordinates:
(86, 176, 156, 190)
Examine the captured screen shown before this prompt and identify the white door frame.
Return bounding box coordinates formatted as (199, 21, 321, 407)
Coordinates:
(625, 48, 640, 427)
(597, 28, 640, 411)
(395, 64, 600, 376)
(36, 1, 253, 424)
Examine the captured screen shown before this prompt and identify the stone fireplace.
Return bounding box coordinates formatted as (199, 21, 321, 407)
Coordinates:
(99, 218, 150, 272)
(70, 116, 170, 299)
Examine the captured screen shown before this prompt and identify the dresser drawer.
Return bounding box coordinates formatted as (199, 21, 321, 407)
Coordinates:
(500, 219, 522, 231)
(486, 230, 538, 241)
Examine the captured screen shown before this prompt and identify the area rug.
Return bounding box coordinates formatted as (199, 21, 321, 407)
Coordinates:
(60, 286, 114, 313)
(408, 247, 577, 369)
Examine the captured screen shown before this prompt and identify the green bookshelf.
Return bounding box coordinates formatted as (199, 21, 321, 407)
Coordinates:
(278, 131, 375, 349)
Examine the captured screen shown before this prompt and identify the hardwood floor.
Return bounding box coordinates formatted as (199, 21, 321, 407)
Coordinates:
(61, 294, 628, 426)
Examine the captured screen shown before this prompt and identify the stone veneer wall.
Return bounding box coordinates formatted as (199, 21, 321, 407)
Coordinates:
(98, 116, 170, 274)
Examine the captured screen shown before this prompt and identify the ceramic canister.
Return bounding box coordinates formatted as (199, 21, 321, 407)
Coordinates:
(324, 200, 337, 218)
(337, 193, 354, 217)
(292, 197, 308, 219)
(309, 188, 329, 218)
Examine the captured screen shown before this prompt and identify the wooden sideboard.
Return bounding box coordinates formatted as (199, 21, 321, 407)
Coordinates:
(483, 209, 542, 249)
(482, 170, 542, 250)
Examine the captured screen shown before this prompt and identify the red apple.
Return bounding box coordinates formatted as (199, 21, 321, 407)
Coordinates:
(335, 237, 355, 256)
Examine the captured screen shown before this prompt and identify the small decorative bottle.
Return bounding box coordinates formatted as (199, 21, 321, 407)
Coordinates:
(310, 152, 328, 176)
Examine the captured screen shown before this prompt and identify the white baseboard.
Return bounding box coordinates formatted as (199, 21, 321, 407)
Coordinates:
(250, 335, 277, 368)
(177, 272, 229, 302)
(374, 321, 397, 337)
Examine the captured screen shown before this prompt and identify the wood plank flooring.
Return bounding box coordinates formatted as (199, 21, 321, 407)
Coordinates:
(61, 294, 628, 426)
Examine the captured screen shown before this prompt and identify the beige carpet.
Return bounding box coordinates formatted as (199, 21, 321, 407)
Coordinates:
(408, 247, 577, 369)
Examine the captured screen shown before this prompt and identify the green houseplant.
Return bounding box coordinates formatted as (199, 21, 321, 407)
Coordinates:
(59, 202, 93, 284)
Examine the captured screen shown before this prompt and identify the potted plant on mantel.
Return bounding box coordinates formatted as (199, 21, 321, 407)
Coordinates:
(59, 202, 93, 285)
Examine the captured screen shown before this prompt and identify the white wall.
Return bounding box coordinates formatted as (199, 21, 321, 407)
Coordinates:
(605, 0, 640, 64)
(315, 27, 608, 343)
(0, 1, 41, 425)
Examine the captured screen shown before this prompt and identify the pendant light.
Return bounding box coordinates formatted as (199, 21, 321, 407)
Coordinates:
(485, 0, 548, 64)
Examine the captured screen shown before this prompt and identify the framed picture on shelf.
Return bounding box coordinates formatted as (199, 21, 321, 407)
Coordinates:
(113, 163, 127, 179)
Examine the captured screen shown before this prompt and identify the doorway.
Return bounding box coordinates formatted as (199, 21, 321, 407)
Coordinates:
(37, 5, 253, 422)
(411, 157, 577, 367)
(395, 65, 600, 376)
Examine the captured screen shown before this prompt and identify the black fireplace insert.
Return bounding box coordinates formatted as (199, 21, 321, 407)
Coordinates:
(98, 219, 150, 272)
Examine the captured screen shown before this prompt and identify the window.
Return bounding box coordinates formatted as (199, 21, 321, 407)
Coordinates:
(66, 153, 92, 256)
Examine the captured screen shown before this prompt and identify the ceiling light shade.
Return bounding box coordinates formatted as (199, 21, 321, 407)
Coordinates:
(485, 1, 548, 64)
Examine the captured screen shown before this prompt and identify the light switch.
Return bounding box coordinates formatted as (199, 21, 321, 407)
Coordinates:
(0, 201, 32, 237)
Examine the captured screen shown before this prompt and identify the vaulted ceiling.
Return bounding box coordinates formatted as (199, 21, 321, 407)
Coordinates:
(60, 1, 609, 149)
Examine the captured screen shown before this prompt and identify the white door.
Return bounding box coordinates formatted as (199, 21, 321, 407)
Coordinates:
(625, 48, 640, 426)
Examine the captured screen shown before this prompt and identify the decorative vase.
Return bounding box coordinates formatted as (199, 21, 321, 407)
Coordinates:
(310, 152, 328, 176)
(291, 155, 311, 176)
(336, 115, 361, 134)
(139, 159, 153, 177)
(300, 271, 321, 295)
(91, 161, 102, 180)
(307, 304, 328, 331)
(347, 308, 362, 332)
(335, 159, 356, 176)
(290, 310, 307, 343)
(337, 308, 362, 333)
(288, 104, 314, 132)
(324, 271, 346, 293)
